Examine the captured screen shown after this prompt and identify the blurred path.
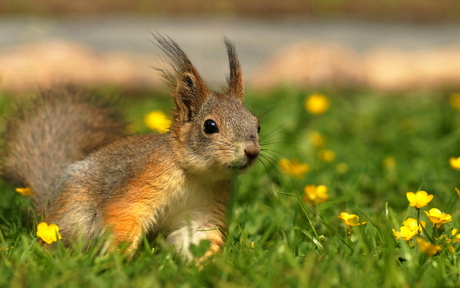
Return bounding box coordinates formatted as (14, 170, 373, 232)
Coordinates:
(1, 16, 459, 85)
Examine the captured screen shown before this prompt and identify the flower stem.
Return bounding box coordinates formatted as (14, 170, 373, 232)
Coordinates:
(416, 208, 420, 236)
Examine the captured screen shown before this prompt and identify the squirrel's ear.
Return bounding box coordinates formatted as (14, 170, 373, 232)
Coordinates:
(225, 38, 244, 102)
(174, 71, 208, 122)
(153, 34, 208, 122)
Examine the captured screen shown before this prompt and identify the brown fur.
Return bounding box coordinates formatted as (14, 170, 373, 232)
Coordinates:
(1, 35, 260, 260)
(1, 87, 125, 214)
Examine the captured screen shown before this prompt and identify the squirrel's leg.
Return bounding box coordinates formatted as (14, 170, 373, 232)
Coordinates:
(167, 220, 225, 261)
(104, 207, 143, 255)
(201, 227, 225, 258)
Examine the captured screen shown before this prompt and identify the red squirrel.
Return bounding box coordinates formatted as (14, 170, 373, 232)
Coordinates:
(2, 35, 260, 260)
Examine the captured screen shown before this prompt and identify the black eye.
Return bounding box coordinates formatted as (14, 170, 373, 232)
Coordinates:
(257, 125, 261, 133)
(203, 119, 219, 134)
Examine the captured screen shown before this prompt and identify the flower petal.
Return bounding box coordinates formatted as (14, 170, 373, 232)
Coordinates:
(406, 192, 416, 206)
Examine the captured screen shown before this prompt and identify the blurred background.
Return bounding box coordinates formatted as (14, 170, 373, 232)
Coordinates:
(0, 0, 459, 93)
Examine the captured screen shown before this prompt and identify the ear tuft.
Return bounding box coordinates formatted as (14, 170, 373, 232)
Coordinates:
(153, 34, 209, 123)
(182, 74, 195, 90)
(224, 38, 244, 101)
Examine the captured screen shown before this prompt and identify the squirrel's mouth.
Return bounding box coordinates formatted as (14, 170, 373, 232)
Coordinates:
(230, 163, 249, 170)
(229, 157, 258, 171)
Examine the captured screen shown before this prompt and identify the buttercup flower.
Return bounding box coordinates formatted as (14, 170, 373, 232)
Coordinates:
(424, 208, 452, 226)
(393, 226, 418, 241)
(400, 119, 417, 134)
(307, 131, 326, 147)
(15, 187, 33, 196)
(451, 229, 460, 243)
(336, 162, 349, 174)
(406, 190, 434, 209)
(305, 93, 330, 115)
(318, 149, 336, 163)
(279, 158, 309, 179)
(383, 157, 396, 170)
(303, 185, 329, 205)
(416, 237, 442, 256)
(402, 217, 426, 232)
(36, 222, 62, 244)
(449, 93, 460, 110)
(338, 212, 368, 227)
(450, 157, 460, 170)
(144, 110, 171, 133)
(392, 218, 425, 241)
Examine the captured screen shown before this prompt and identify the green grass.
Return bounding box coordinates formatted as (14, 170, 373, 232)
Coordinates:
(1, 87, 460, 287)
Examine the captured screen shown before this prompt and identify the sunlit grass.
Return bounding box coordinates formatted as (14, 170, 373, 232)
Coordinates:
(1, 87, 460, 287)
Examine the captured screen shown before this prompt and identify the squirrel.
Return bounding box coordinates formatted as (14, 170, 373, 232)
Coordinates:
(1, 35, 260, 260)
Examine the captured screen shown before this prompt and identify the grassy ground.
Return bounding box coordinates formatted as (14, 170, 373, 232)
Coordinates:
(1, 87, 460, 287)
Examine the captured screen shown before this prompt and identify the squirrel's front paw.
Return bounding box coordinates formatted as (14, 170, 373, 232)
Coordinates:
(167, 224, 225, 262)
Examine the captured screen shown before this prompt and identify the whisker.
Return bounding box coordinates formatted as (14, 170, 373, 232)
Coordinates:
(260, 156, 298, 190)
(259, 121, 295, 143)
(261, 148, 298, 163)
(257, 156, 279, 188)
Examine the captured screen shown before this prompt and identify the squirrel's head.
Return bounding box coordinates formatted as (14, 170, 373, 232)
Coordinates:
(155, 35, 260, 179)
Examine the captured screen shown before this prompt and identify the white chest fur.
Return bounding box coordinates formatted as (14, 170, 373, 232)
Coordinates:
(153, 174, 227, 260)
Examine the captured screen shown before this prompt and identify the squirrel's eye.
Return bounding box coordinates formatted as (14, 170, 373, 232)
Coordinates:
(257, 125, 261, 133)
(203, 119, 219, 134)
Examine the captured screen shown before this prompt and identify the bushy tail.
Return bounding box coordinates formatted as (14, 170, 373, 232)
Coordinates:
(1, 87, 126, 214)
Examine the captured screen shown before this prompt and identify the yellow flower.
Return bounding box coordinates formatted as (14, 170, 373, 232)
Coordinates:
(383, 157, 396, 170)
(318, 149, 336, 163)
(400, 119, 417, 134)
(279, 158, 309, 179)
(36, 222, 62, 244)
(0, 245, 13, 252)
(450, 157, 460, 170)
(303, 185, 329, 205)
(392, 218, 425, 241)
(402, 217, 426, 232)
(393, 226, 418, 241)
(451, 229, 460, 242)
(307, 131, 326, 147)
(305, 93, 330, 115)
(144, 110, 171, 133)
(338, 212, 368, 227)
(424, 208, 452, 226)
(335, 162, 349, 174)
(416, 237, 442, 256)
(449, 93, 460, 110)
(406, 190, 434, 209)
(15, 187, 33, 196)
(452, 229, 460, 242)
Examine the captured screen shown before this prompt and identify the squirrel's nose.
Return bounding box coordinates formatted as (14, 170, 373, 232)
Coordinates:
(244, 143, 260, 161)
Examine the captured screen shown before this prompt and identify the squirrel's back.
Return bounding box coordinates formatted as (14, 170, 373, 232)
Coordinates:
(1, 87, 126, 213)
